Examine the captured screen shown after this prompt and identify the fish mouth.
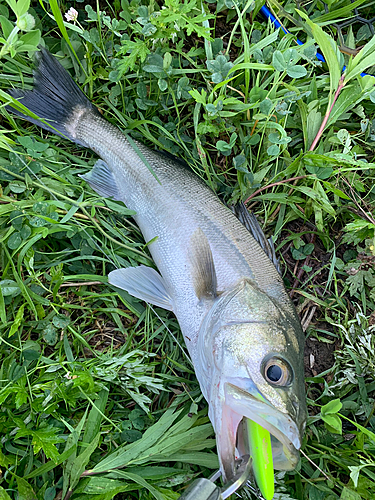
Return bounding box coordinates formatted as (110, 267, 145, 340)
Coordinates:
(220, 382, 302, 480)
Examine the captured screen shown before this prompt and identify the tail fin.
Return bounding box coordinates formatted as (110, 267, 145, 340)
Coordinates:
(8, 47, 99, 145)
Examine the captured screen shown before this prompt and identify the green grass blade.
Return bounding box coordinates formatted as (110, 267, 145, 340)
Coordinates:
(297, 10, 342, 104)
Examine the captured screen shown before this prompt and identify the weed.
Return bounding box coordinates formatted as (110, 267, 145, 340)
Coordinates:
(1, 0, 375, 499)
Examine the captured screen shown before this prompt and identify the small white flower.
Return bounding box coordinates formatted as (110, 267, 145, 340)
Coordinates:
(17, 13, 36, 31)
(65, 7, 78, 22)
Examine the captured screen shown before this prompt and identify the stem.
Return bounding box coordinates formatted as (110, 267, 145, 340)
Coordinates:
(81, 469, 97, 477)
(63, 490, 73, 500)
(0, 25, 20, 58)
(309, 74, 346, 152)
(244, 175, 309, 205)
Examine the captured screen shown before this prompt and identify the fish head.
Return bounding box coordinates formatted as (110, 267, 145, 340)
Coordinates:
(196, 278, 306, 481)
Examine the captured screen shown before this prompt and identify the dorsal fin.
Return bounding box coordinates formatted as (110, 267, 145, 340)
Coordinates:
(231, 203, 281, 275)
(189, 228, 217, 300)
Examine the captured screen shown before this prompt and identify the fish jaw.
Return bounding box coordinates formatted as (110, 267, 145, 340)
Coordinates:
(226, 382, 302, 467)
(193, 279, 306, 482)
(212, 380, 303, 481)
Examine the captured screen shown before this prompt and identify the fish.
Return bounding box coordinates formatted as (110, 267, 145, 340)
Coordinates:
(7, 47, 307, 485)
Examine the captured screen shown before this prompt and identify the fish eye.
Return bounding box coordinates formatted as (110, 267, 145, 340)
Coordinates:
(263, 357, 292, 386)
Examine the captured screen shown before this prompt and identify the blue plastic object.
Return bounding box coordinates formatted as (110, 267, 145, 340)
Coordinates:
(259, 4, 370, 76)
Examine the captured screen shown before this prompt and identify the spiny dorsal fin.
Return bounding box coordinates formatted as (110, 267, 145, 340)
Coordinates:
(189, 228, 217, 300)
(232, 202, 281, 275)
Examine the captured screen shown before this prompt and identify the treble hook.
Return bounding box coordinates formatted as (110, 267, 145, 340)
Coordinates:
(177, 455, 252, 500)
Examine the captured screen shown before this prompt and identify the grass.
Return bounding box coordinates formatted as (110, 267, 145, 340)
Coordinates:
(0, 0, 375, 499)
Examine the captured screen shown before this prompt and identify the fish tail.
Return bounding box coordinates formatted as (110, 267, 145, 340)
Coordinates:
(7, 47, 99, 147)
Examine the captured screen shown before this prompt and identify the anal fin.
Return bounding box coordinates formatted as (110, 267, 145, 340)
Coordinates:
(80, 160, 121, 200)
(109, 265, 173, 311)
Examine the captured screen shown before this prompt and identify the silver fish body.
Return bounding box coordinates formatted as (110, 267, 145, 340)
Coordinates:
(8, 48, 307, 481)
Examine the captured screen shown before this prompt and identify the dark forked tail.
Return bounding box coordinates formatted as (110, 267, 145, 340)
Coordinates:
(8, 47, 99, 145)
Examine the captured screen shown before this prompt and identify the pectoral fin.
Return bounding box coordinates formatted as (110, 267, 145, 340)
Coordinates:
(109, 266, 173, 311)
(189, 228, 217, 300)
(80, 160, 121, 200)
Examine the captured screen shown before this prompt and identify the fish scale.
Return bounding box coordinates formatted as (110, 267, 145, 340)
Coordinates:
(7, 47, 307, 496)
(73, 110, 291, 342)
(79, 116, 285, 289)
